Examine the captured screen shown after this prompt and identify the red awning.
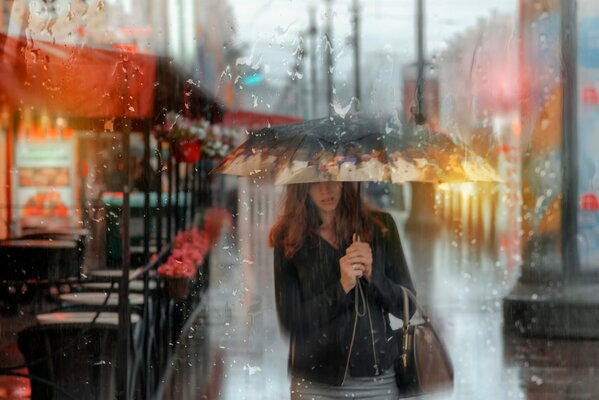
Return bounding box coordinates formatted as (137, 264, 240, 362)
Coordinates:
(0, 34, 156, 118)
(220, 110, 302, 129)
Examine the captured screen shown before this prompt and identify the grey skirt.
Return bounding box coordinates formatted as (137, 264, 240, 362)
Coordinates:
(290, 368, 399, 399)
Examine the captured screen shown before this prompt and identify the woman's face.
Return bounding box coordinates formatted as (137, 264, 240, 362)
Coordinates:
(308, 181, 343, 214)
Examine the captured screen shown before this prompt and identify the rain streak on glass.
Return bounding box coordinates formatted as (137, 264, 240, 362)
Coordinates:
(2, 1, 599, 400)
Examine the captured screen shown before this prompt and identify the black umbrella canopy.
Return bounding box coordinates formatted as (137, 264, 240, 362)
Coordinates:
(212, 113, 500, 185)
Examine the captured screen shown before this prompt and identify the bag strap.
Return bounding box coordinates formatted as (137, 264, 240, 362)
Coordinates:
(400, 286, 430, 330)
(401, 287, 410, 330)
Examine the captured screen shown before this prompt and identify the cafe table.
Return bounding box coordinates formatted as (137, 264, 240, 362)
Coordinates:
(59, 292, 145, 306)
(36, 311, 141, 325)
(0, 239, 80, 282)
(79, 279, 157, 292)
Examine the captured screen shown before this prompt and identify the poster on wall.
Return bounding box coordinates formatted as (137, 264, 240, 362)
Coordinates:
(12, 135, 75, 233)
(519, 0, 563, 276)
(577, 1, 599, 271)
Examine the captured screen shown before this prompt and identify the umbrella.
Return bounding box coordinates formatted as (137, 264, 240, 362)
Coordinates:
(211, 113, 501, 185)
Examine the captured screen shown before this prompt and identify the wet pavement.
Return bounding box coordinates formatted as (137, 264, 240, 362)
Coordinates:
(3, 182, 599, 399)
(160, 182, 599, 400)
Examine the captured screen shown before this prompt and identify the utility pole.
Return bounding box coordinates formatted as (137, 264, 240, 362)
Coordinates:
(325, 0, 334, 116)
(352, 0, 361, 111)
(296, 33, 307, 119)
(415, 0, 426, 125)
(309, 6, 318, 118)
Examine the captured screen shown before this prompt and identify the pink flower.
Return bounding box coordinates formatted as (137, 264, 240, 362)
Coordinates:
(158, 256, 196, 278)
(160, 218, 230, 280)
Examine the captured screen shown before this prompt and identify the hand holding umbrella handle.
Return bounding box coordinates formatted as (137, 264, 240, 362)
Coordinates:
(350, 234, 373, 282)
(339, 253, 364, 293)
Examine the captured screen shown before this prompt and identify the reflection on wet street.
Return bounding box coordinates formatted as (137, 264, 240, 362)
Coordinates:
(160, 183, 599, 400)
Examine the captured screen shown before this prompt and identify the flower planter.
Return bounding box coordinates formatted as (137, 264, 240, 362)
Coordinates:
(174, 138, 202, 164)
(165, 277, 190, 300)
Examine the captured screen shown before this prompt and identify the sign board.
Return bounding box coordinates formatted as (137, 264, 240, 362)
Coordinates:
(12, 135, 76, 233)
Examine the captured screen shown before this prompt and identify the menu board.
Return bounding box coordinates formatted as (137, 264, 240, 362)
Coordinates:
(13, 137, 75, 232)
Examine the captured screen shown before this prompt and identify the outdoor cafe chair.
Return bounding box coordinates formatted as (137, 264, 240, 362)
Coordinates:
(19, 311, 144, 399)
(54, 268, 166, 396)
(18, 321, 120, 399)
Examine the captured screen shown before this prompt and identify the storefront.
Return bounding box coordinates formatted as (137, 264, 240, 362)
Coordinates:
(0, 32, 228, 399)
(504, 0, 599, 338)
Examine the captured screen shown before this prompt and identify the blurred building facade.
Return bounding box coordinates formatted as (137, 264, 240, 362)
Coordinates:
(437, 12, 519, 145)
(0, 0, 236, 239)
(433, 12, 520, 247)
(1, 0, 236, 104)
(503, 0, 599, 339)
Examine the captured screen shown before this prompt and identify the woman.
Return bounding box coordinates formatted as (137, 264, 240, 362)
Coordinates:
(269, 181, 416, 399)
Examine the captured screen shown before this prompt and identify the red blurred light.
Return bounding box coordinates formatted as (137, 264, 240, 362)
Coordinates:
(582, 87, 599, 105)
(112, 44, 138, 53)
(580, 193, 599, 210)
(120, 27, 152, 36)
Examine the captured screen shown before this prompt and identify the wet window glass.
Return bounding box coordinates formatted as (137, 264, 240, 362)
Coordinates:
(1, 0, 599, 399)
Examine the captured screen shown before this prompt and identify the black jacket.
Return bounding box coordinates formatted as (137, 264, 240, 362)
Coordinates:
(274, 211, 416, 386)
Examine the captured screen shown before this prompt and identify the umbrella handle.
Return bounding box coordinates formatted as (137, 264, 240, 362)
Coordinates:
(355, 182, 361, 238)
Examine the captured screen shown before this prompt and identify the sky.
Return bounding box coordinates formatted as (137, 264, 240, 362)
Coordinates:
(228, 0, 518, 72)
(226, 0, 518, 115)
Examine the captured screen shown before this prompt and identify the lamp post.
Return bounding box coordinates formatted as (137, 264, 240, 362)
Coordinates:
(405, 0, 440, 232)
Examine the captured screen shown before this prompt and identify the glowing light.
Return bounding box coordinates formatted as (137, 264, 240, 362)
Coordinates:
(437, 182, 450, 192)
(56, 117, 66, 129)
(460, 183, 476, 197)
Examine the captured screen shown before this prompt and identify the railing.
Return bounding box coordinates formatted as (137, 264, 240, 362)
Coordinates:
(1, 122, 227, 399)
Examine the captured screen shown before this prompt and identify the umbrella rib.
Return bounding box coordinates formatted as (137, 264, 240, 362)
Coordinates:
(277, 134, 309, 169)
(269, 134, 309, 179)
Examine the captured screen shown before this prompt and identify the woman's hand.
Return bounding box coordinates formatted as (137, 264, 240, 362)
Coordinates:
(347, 234, 373, 282)
(339, 234, 373, 292)
(339, 253, 364, 293)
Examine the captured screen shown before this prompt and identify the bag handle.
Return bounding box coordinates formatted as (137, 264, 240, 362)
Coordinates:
(400, 286, 430, 330)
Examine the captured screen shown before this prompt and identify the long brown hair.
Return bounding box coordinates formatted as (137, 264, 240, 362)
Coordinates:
(268, 182, 379, 258)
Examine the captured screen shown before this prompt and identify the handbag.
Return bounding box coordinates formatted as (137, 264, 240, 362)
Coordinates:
(394, 286, 454, 397)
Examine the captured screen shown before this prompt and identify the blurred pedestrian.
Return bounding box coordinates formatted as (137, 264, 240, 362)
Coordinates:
(269, 181, 416, 399)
